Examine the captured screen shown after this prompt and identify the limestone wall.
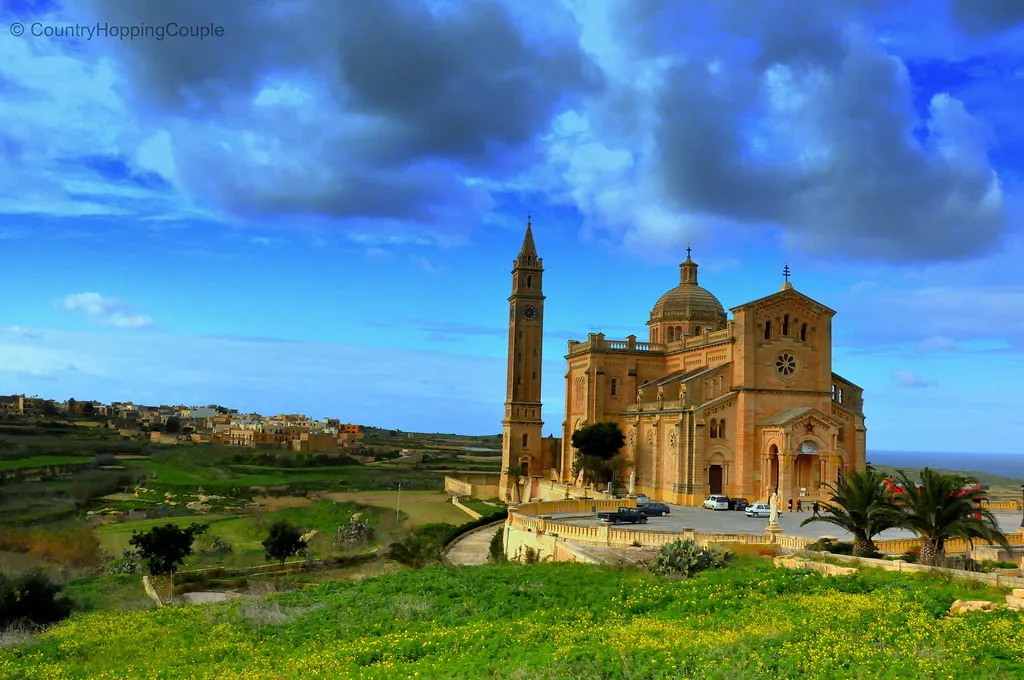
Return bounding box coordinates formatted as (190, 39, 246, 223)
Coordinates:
(444, 474, 500, 499)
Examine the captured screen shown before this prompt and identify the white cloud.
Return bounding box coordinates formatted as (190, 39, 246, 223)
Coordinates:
(915, 336, 959, 353)
(891, 370, 937, 388)
(57, 293, 155, 329)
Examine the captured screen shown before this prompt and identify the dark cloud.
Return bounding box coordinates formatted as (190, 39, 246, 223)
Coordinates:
(949, 0, 1024, 35)
(577, 0, 1008, 262)
(68, 0, 600, 225)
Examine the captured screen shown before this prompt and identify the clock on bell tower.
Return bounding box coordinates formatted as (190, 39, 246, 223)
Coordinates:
(500, 215, 545, 501)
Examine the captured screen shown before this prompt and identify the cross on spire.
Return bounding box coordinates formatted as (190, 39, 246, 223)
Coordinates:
(686, 243, 692, 260)
(783, 264, 791, 282)
(527, 212, 531, 227)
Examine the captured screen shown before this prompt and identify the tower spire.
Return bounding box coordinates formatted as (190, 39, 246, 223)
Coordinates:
(518, 214, 537, 260)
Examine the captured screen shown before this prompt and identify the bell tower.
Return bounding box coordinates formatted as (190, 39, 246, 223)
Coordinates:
(500, 215, 545, 501)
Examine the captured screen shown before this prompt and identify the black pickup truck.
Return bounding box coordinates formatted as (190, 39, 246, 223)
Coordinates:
(596, 507, 648, 525)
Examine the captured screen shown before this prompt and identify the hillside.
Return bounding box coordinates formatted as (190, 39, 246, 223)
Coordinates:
(2, 560, 1021, 679)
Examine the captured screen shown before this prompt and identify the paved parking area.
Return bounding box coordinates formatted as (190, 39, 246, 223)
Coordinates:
(550, 503, 1024, 542)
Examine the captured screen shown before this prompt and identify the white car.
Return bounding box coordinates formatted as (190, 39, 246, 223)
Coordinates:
(702, 495, 729, 511)
(635, 494, 651, 506)
(745, 503, 771, 518)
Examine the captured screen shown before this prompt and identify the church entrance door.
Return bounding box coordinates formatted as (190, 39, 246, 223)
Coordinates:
(708, 465, 723, 495)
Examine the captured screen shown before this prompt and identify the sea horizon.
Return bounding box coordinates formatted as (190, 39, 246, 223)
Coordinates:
(868, 450, 1024, 480)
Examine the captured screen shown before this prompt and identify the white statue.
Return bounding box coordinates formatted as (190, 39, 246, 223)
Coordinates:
(628, 470, 636, 495)
(768, 491, 779, 525)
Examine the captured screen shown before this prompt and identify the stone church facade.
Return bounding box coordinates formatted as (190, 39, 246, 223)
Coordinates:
(500, 220, 866, 507)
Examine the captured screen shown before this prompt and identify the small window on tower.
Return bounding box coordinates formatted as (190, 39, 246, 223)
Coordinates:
(783, 314, 789, 336)
(709, 419, 718, 438)
(610, 378, 618, 396)
(532, 371, 536, 379)
(800, 323, 807, 342)
(522, 433, 528, 447)
(527, 275, 532, 288)
(719, 419, 726, 438)
(764, 321, 772, 340)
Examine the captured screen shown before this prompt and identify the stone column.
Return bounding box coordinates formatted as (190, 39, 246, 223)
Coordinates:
(779, 453, 795, 509)
(760, 454, 771, 500)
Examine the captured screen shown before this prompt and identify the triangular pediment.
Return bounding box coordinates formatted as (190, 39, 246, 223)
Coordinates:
(760, 407, 838, 430)
(730, 286, 836, 317)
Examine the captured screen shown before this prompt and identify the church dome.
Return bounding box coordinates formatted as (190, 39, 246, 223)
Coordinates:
(649, 250, 727, 324)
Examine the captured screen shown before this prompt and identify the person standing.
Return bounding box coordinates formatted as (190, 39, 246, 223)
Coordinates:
(812, 501, 820, 516)
(787, 498, 793, 512)
(796, 499, 803, 512)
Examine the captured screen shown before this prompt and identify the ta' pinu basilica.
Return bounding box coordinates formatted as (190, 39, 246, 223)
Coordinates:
(499, 218, 867, 508)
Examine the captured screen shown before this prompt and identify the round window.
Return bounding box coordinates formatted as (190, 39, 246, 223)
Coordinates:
(776, 352, 797, 377)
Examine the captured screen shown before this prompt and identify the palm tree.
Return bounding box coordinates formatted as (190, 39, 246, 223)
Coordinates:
(801, 465, 900, 557)
(890, 468, 1010, 566)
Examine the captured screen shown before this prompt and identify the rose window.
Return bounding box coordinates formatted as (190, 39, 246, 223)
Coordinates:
(776, 352, 796, 377)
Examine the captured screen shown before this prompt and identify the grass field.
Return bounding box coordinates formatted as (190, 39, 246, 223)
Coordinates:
(3, 559, 1022, 679)
(93, 499, 383, 568)
(0, 455, 93, 470)
(325, 491, 469, 527)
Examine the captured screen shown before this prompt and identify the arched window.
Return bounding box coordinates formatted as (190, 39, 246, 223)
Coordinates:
(800, 323, 807, 342)
(526, 275, 532, 288)
(764, 320, 772, 340)
(520, 461, 529, 476)
(610, 378, 618, 396)
(783, 314, 789, 336)
(521, 433, 528, 448)
(709, 418, 718, 438)
(718, 419, 726, 438)
(837, 426, 844, 442)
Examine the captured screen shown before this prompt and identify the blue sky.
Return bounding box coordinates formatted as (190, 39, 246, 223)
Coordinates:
(2, 1, 1024, 456)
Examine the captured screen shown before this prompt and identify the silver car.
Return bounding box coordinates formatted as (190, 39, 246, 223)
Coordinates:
(745, 503, 771, 518)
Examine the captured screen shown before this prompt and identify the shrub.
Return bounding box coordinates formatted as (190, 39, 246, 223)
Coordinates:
(902, 548, 920, 564)
(651, 539, 732, 578)
(101, 549, 144, 575)
(488, 529, 505, 563)
(334, 516, 375, 550)
(0, 570, 73, 628)
(805, 538, 861, 556)
(942, 555, 980, 572)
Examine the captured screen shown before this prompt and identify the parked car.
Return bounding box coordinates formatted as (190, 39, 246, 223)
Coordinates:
(596, 507, 648, 525)
(702, 495, 730, 511)
(745, 503, 771, 518)
(639, 502, 671, 517)
(634, 494, 651, 506)
(729, 498, 749, 511)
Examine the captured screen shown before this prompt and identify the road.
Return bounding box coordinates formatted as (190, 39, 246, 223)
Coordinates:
(550, 503, 1024, 542)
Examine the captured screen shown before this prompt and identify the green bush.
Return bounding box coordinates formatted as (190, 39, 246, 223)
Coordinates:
(806, 537, 859, 556)
(0, 570, 73, 628)
(488, 529, 505, 563)
(651, 539, 732, 578)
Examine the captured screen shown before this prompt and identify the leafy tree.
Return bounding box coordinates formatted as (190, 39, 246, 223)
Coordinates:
(890, 468, 1010, 566)
(128, 523, 208, 575)
(800, 465, 900, 557)
(570, 422, 626, 485)
(81, 402, 95, 417)
(262, 521, 307, 564)
(387, 534, 442, 569)
(163, 416, 182, 434)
